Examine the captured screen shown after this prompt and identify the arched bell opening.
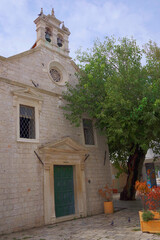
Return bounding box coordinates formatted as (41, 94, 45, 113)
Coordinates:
(45, 27, 52, 43)
(57, 33, 63, 47)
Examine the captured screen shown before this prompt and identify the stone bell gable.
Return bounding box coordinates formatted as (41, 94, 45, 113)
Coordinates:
(34, 8, 70, 57)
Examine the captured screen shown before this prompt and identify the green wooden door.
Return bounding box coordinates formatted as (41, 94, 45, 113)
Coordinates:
(54, 165, 75, 218)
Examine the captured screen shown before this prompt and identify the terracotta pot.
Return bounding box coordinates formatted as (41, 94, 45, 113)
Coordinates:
(104, 201, 113, 214)
(139, 211, 160, 233)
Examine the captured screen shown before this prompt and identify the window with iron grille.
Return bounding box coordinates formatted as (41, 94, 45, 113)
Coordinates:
(83, 119, 95, 145)
(20, 105, 35, 139)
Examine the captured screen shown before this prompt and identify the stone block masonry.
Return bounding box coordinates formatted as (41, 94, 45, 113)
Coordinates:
(0, 10, 112, 234)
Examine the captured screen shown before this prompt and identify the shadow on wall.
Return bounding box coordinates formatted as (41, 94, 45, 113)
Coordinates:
(111, 165, 127, 193)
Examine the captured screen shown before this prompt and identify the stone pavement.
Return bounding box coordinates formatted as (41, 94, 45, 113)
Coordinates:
(1, 194, 160, 240)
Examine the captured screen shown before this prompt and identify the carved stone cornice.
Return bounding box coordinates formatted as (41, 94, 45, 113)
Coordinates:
(38, 137, 88, 167)
(12, 87, 43, 112)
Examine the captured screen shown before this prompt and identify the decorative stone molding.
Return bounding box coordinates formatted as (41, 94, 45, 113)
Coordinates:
(12, 87, 43, 109)
(81, 163, 85, 171)
(12, 87, 43, 143)
(38, 137, 88, 224)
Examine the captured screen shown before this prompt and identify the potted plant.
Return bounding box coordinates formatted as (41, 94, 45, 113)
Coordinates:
(98, 184, 113, 214)
(135, 180, 160, 233)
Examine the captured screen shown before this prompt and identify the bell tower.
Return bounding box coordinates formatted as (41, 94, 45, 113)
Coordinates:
(34, 8, 70, 57)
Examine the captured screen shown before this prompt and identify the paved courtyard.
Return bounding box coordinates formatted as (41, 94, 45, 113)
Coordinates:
(1, 195, 160, 240)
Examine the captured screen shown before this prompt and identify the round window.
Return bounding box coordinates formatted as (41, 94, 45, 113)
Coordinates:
(49, 69, 61, 82)
(48, 61, 68, 86)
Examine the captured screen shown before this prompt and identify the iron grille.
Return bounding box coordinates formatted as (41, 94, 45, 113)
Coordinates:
(83, 119, 95, 145)
(50, 69, 61, 82)
(20, 105, 35, 139)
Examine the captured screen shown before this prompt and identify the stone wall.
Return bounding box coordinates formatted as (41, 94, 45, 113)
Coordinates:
(0, 47, 112, 234)
(111, 165, 127, 192)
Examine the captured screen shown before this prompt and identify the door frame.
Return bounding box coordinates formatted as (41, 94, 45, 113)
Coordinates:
(38, 137, 87, 224)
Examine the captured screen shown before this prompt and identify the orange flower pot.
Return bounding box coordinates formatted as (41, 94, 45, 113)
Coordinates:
(139, 211, 160, 233)
(104, 201, 113, 214)
(150, 211, 160, 219)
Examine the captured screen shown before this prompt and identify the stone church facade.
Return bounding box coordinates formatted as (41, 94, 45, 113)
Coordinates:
(0, 9, 112, 234)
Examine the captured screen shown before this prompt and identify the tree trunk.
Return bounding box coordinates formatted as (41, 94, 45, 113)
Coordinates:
(120, 145, 146, 200)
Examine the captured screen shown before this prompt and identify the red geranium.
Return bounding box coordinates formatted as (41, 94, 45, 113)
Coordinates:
(135, 181, 160, 211)
(145, 187, 160, 210)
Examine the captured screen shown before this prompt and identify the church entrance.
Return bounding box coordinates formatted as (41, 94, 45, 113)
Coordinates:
(39, 137, 87, 224)
(54, 165, 75, 217)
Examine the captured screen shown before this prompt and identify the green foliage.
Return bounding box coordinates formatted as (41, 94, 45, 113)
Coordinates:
(142, 210, 154, 222)
(63, 36, 160, 171)
(112, 160, 127, 178)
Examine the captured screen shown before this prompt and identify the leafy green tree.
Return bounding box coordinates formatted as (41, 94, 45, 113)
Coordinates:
(63, 37, 160, 200)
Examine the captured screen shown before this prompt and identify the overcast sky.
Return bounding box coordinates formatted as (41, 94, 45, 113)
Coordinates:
(0, 0, 160, 60)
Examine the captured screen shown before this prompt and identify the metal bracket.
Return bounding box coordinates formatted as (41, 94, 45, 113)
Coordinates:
(84, 154, 90, 162)
(34, 151, 44, 165)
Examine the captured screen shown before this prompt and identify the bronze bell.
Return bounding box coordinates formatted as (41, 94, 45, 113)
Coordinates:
(57, 37, 63, 47)
(45, 32, 51, 42)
